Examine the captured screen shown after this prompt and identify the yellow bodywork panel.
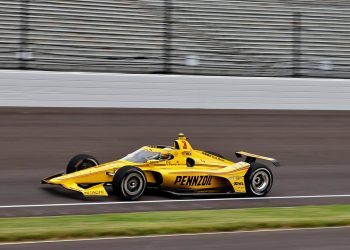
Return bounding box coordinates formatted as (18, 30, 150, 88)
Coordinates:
(144, 171, 157, 183)
(83, 184, 108, 196)
(42, 133, 278, 197)
(60, 182, 108, 197)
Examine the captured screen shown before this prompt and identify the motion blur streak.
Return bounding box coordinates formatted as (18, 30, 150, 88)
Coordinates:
(1, 194, 350, 209)
(1, 227, 349, 249)
(0, 108, 349, 217)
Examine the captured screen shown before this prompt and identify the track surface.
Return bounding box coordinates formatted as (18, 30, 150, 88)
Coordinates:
(1, 227, 349, 250)
(0, 108, 350, 217)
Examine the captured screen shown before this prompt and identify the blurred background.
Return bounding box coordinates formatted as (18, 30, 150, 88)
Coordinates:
(2, 0, 350, 77)
(0, 1, 350, 249)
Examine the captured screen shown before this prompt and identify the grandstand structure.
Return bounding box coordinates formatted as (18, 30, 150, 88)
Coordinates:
(1, 0, 350, 77)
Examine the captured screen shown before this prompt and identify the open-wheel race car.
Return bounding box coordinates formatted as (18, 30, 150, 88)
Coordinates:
(41, 133, 280, 201)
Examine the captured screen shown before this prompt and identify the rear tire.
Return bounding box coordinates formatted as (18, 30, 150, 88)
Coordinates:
(113, 166, 146, 201)
(66, 154, 99, 174)
(244, 163, 273, 197)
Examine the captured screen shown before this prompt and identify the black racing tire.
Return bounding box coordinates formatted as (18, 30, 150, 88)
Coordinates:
(204, 151, 225, 159)
(113, 166, 146, 201)
(66, 154, 99, 174)
(244, 163, 273, 197)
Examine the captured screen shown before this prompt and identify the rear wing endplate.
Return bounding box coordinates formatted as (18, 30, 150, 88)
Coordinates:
(235, 151, 280, 167)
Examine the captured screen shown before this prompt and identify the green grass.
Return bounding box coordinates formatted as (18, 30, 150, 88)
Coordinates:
(0, 204, 350, 242)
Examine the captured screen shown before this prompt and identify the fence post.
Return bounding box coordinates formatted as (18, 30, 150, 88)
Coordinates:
(292, 12, 301, 77)
(19, 0, 30, 69)
(163, 0, 172, 74)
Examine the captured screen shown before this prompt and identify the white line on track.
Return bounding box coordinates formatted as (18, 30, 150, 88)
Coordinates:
(1, 226, 350, 246)
(1, 194, 350, 208)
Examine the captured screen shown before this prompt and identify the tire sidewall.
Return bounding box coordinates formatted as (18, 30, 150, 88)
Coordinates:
(113, 166, 146, 201)
(245, 163, 273, 197)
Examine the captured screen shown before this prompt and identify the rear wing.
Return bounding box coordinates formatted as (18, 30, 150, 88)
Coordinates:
(235, 151, 280, 167)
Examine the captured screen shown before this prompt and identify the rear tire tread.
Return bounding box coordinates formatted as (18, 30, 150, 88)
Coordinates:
(244, 162, 273, 197)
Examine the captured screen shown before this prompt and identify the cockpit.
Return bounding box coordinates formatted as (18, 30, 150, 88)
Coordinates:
(121, 148, 174, 163)
(121, 149, 160, 163)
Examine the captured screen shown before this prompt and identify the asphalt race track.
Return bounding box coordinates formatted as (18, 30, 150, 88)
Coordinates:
(0, 108, 350, 217)
(1, 227, 349, 250)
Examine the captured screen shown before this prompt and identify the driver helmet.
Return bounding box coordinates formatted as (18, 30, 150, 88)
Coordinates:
(159, 148, 172, 160)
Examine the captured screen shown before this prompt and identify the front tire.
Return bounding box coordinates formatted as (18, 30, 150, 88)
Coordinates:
(113, 166, 146, 201)
(66, 154, 99, 174)
(245, 163, 273, 196)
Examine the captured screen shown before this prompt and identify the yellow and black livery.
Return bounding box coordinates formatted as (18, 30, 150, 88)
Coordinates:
(42, 133, 280, 200)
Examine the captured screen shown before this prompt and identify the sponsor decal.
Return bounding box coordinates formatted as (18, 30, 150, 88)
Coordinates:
(85, 190, 105, 195)
(234, 181, 244, 186)
(174, 175, 212, 186)
(166, 163, 181, 166)
(229, 176, 242, 181)
(202, 151, 223, 160)
(235, 162, 247, 167)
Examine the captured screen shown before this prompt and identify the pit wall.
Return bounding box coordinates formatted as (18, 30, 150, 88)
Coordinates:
(0, 70, 349, 110)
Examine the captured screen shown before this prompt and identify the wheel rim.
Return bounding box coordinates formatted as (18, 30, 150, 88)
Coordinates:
(251, 170, 270, 195)
(122, 173, 144, 196)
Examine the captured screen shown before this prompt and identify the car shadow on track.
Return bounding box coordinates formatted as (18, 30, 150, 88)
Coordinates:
(39, 186, 173, 202)
(39, 186, 114, 201)
(40, 186, 249, 202)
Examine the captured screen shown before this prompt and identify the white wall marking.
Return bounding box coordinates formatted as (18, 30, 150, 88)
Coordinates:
(1, 194, 350, 209)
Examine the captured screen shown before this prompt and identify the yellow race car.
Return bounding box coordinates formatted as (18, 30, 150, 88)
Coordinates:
(41, 133, 279, 201)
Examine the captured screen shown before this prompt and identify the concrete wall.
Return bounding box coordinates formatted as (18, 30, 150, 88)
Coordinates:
(0, 70, 349, 110)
